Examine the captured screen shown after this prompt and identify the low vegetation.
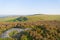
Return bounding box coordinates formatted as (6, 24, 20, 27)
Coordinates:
(0, 21, 60, 40)
(0, 14, 60, 40)
(0, 38, 16, 40)
(9, 30, 18, 37)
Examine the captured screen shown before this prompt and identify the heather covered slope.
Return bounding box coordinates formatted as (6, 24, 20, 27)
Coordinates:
(0, 21, 60, 40)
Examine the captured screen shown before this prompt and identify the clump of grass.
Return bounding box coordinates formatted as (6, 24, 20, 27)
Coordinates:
(9, 30, 18, 37)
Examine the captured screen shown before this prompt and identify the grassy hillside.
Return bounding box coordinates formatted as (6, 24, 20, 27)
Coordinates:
(0, 16, 19, 22)
(26, 14, 60, 22)
(0, 14, 60, 22)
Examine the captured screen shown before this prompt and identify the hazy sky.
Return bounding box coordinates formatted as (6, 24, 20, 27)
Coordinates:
(0, 0, 60, 15)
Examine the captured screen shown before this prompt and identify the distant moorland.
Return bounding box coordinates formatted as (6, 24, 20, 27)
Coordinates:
(0, 14, 60, 22)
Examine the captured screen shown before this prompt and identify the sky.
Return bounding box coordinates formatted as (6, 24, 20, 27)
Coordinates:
(0, 0, 60, 15)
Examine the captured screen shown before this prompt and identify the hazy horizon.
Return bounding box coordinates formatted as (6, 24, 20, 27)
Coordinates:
(0, 0, 60, 15)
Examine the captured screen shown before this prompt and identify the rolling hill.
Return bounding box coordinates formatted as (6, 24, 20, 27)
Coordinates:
(0, 14, 60, 22)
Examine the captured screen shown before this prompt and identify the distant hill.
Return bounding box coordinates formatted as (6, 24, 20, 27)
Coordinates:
(0, 14, 60, 22)
(26, 14, 60, 22)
